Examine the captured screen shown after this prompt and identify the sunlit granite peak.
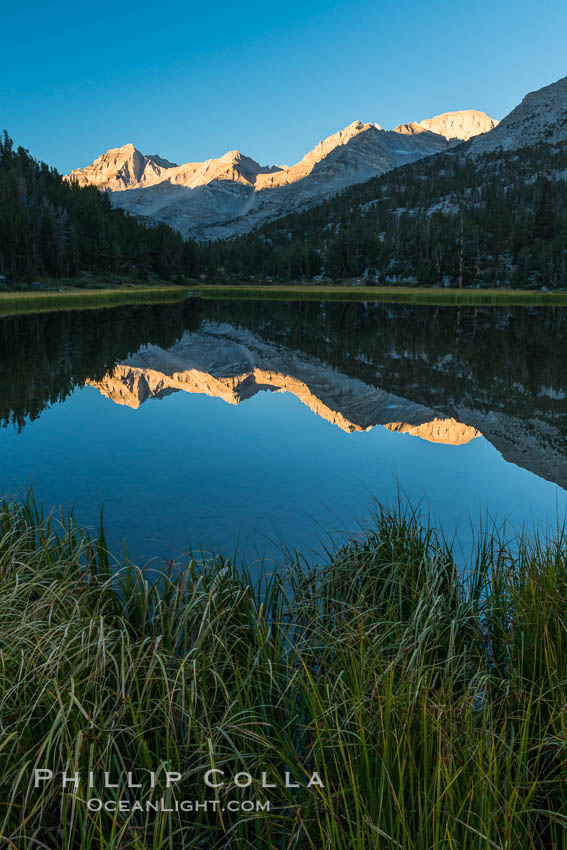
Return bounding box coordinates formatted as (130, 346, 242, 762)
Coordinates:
(66, 106, 495, 239)
(418, 110, 498, 141)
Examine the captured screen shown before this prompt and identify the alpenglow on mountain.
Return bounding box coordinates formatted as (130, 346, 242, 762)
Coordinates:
(66, 110, 496, 240)
(207, 74, 566, 290)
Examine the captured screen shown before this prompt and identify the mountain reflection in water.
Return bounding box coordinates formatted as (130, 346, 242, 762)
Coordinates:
(1, 298, 566, 561)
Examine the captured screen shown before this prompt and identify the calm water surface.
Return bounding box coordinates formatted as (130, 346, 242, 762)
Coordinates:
(1, 298, 566, 565)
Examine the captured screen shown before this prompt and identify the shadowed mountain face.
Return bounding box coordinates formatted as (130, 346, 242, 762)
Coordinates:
(1, 299, 566, 489)
(470, 74, 567, 153)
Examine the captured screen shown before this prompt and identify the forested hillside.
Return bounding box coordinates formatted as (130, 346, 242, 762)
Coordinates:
(3, 130, 566, 291)
(0, 132, 200, 283)
(202, 142, 567, 289)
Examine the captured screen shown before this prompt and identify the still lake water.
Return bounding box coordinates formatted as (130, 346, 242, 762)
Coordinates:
(1, 298, 567, 566)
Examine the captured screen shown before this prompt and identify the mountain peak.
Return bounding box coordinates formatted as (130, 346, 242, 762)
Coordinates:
(301, 120, 379, 161)
(393, 121, 431, 136)
(418, 110, 498, 141)
(62, 101, 499, 238)
(470, 75, 567, 153)
(250, 120, 383, 194)
(66, 143, 145, 189)
(344, 119, 382, 134)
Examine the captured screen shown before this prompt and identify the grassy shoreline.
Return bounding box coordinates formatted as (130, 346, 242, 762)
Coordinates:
(1, 497, 567, 848)
(0, 285, 191, 315)
(194, 283, 567, 306)
(3, 282, 567, 316)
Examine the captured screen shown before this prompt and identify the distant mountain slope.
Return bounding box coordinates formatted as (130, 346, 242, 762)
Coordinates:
(201, 76, 567, 289)
(193, 122, 454, 241)
(470, 75, 567, 152)
(66, 110, 495, 240)
(203, 142, 567, 289)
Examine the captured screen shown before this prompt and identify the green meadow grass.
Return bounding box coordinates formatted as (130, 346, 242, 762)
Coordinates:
(194, 283, 567, 306)
(0, 286, 191, 316)
(1, 497, 567, 848)
(3, 283, 566, 317)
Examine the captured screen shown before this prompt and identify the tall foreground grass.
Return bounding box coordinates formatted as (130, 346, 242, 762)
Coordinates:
(1, 499, 567, 848)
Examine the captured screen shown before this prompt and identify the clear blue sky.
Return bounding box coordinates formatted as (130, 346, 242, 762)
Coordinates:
(3, 0, 566, 174)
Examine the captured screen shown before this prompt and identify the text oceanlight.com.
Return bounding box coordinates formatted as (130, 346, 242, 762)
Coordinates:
(86, 798, 271, 814)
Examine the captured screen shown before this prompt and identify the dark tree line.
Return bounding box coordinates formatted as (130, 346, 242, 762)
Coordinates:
(3, 129, 567, 290)
(0, 132, 200, 283)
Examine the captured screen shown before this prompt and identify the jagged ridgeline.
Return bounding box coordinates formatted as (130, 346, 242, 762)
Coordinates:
(2, 73, 567, 288)
(204, 75, 567, 288)
(66, 113, 497, 241)
(0, 132, 200, 282)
